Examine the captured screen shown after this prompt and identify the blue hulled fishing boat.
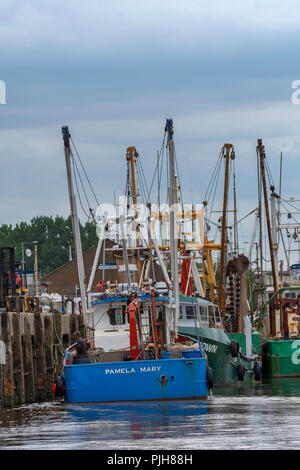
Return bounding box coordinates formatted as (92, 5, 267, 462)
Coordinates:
(53, 121, 209, 403)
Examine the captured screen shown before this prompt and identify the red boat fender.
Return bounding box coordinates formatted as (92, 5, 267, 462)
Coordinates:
(53, 375, 65, 397)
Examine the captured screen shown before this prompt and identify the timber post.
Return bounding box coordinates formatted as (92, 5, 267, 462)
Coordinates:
(12, 312, 25, 405)
(2, 312, 13, 408)
(23, 315, 35, 403)
(33, 312, 47, 402)
(0, 311, 81, 408)
(44, 314, 54, 399)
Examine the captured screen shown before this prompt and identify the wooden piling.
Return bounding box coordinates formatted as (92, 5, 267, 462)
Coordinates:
(1, 312, 13, 408)
(44, 315, 54, 400)
(33, 312, 47, 402)
(0, 315, 3, 406)
(0, 361, 2, 407)
(0, 311, 81, 408)
(12, 313, 25, 405)
(53, 313, 64, 377)
(22, 316, 35, 403)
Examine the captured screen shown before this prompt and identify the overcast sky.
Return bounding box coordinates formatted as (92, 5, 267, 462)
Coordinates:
(2, 0, 300, 266)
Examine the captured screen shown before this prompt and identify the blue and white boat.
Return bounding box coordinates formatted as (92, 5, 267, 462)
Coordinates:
(60, 290, 209, 403)
(63, 354, 207, 403)
(54, 122, 209, 403)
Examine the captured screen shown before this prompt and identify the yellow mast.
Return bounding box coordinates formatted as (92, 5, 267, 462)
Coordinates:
(203, 233, 217, 303)
(126, 146, 140, 247)
(126, 146, 142, 280)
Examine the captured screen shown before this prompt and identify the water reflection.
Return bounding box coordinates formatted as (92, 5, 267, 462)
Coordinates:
(1, 379, 300, 449)
(213, 378, 300, 397)
(65, 400, 209, 443)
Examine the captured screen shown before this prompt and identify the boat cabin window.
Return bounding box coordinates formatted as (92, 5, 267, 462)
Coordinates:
(179, 305, 183, 319)
(215, 308, 222, 324)
(208, 306, 215, 327)
(200, 306, 208, 322)
(109, 308, 126, 325)
(285, 292, 296, 299)
(186, 305, 196, 319)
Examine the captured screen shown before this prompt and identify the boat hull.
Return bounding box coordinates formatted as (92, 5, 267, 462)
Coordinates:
(178, 325, 257, 385)
(64, 357, 208, 403)
(262, 339, 300, 378)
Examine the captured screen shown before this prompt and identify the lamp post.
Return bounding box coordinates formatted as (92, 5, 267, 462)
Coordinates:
(21, 241, 39, 296)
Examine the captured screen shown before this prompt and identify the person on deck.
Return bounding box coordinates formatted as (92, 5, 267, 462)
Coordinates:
(70, 331, 90, 363)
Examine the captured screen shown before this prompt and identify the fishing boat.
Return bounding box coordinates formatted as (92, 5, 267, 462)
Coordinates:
(251, 140, 300, 378)
(177, 294, 260, 385)
(53, 121, 209, 403)
(169, 143, 262, 384)
(85, 131, 261, 386)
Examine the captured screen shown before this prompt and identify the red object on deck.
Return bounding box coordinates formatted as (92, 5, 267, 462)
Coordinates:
(97, 280, 105, 292)
(8, 272, 22, 287)
(181, 250, 192, 296)
(151, 289, 160, 359)
(126, 299, 140, 360)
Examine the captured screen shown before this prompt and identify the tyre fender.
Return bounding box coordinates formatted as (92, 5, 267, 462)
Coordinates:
(230, 340, 239, 358)
(206, 365, 214, 390)
(53, 375, 65, 397)
(237, 364, 245, 381)
(254, 362, 263, 381)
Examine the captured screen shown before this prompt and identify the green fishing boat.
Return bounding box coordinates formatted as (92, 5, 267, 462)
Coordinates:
(250, 140, 300, 378)
(259, 286, 300, 378)
(177, 294, 262, 385)
(175, 143, 263, 385)
(262, 339, 300, 377)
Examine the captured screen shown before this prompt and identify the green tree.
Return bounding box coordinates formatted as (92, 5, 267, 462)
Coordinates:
(0, 215, 99, 275)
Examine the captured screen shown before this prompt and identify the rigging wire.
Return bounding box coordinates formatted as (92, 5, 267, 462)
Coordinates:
(173, 146, 184, 211)
(71, 152, 93, 221)
(70, 136, 100, 208)
(280, 198, 300, 213)
(236, 208, 257, 225)
(208, 154, 223, 222)
(203, 148, 223, 205)
(279, 200, 300, 225)
(146, 131, 167, 205)
(265, 156, 275, 189)
(136, 155, 149, 206)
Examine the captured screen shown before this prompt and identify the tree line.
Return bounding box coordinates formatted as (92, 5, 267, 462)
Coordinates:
(0, 216, 98, 275)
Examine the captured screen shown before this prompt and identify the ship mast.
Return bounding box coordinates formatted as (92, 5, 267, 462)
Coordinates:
(126, 147, 140, 243)
(126, 146, 142, 281)
(61, 126, 93, 342)
(256, 138, 279, 336)
(166, 119, 179, 337)
(218, 143, 235, 319)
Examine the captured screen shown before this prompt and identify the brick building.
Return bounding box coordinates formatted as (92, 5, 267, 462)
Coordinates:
(41, 239, 119, 296)
(42, 238, 166, 297)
